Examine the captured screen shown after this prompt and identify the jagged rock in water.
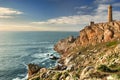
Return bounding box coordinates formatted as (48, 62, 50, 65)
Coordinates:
(49, 54, 59, 60)
(28, 63, 40, 78)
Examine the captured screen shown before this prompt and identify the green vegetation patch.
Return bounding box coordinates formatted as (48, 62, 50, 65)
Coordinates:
(33, 77, 40, 80)
(106, 41, 119, 47)
(97, 64, 119, 73)
(109, 63, 120, 69)
(112, 74, 120, 79)
(72, 73, 79, 80)
(52, 72, 62, 80)
(97, 65, 112, 72)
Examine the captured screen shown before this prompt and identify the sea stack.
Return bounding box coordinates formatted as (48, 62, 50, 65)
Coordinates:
(108, 5, 113, 22)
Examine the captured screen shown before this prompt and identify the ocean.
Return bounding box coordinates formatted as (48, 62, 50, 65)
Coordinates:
(0, 31, 78, 80)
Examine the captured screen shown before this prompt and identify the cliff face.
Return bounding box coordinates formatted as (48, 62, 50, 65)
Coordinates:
(79, 21, 120, 45)
(28, 21, 120, 80)
(54, 21, 120, 55)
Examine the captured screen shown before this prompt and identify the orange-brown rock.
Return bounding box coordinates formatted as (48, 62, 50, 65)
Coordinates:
(28, 63, 41, 78)
(104, 29, 114, 42)
(54, 36, 76, 55)
(54, 21, 120, 55)
(39, 68, 47, 73)
(79, 29, 89, 46)
(79, 21, 119, 46)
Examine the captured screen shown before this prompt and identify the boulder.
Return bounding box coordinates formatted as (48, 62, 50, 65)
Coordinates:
(64, 55, 74, 65)
(66, 64, 75, 71)
(80, 66, 95, 80)
(28, 63, 41, 78)
(39, 68, 47, 73)
(54, 64, 67, 70)
(104, 29, 114, 42)
(49, 54, 59, 60)
(114, 44, 120, 53)
(68, 36, 75, 43)
(54, 36, 76, 54)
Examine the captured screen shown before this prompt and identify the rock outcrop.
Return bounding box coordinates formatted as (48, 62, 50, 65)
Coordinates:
(54, 21, 120, 55)
(28, 64, 41, 78)
(79, 21, 120, 46)
(54, 36, 76, 55)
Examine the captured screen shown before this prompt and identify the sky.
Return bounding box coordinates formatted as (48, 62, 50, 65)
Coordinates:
(0, 0, 120, 31)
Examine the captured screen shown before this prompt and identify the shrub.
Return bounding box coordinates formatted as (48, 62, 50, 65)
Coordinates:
(97, 64, 119, 73)
(34, 77, 40, 80)
(97, 65, 112, 72)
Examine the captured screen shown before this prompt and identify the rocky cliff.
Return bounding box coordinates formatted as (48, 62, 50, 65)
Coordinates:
(54, 21, 120, 55)
(28, 21, 120, 80)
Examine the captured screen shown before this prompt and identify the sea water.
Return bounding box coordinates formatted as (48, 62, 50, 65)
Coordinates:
(0, 31, 78, 80)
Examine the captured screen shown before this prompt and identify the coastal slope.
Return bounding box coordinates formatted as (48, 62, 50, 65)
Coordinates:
(28, 21, 120, 80)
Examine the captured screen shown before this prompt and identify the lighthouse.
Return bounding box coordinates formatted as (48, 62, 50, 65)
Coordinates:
(108, 5, 113, 22)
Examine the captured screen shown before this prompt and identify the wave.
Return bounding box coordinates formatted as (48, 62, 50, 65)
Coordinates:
(30, 51, 60, 68)
(12, 74, 28, 80)
(32, 53, 50, 58)
(0, 41, 54, 46)
(12, 63, 28, 80)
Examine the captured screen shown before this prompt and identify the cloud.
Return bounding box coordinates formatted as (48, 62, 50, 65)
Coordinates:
(0, 7, 23, 18)
(32, 4, 120, 26)
(94, 4, 108, 15)
(1, 4, 120, 31)
(113, 3, 120, 7)
(94, 0, 112, 4)
(32, 16, 90, 25)
(75, 6, 92, 10)
(32, 14, 103, 25)
(32, 5, 107, 25)
(75, 5, 93, 15)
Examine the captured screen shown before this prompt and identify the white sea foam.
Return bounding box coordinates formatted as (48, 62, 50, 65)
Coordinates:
(47, 45, 54, 48)
(22, 62, 28, 70)
(12, 63, 28, 80)
(12, 74, 28, 80)
(31, 57, 49, 63)
(32, 53, 48, 59)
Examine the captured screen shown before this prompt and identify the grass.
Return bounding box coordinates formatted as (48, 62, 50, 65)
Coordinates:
(109, 63, 120, 70)
(63, 71, 69, 77)
(99, 52, 105, 57)
(106, 41, 119, 47)
(97, 65, 112, 72)
(112, 74, 120, 79)
(53, 72, 62, 80)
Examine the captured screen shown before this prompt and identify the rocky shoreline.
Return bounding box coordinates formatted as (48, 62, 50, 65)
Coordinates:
(28, 21, 120, 80)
